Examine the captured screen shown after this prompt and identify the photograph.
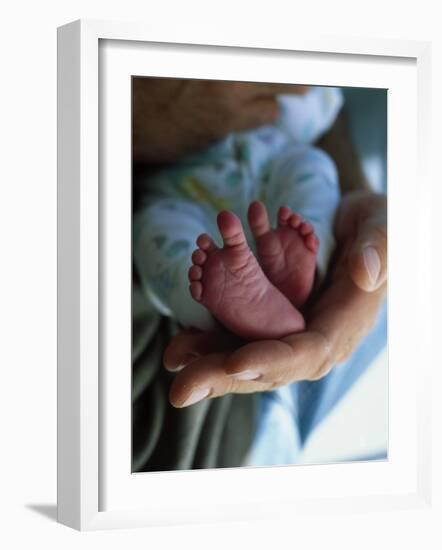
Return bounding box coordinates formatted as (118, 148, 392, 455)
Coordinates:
(131, 78, 388, 473)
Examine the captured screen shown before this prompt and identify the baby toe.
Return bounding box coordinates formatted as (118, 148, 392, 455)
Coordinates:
(188, 264, 203, 282)
(196, 233, 216, 252)
(217, 210, 247, 248)
(288, 213, 302, 229)
(299, 221, 314, 236)
(278, 206, 292, 226)
(189, 281, 203, 301)
(192, 249, 207, 265)
(305, 232, 319, 253)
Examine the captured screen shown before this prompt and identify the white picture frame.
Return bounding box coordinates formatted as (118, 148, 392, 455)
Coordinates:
(57, 19, 432, 531)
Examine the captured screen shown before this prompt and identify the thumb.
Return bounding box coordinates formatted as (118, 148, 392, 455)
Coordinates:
(348, 221, 387, 292)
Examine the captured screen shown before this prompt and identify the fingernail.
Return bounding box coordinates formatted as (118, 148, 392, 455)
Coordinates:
(168, 352, 199, 372)
(167, 364, 185, 373)
(181, 387, 211, 407)
(362, 246, 380, 288)
(227, 370, 261, 381)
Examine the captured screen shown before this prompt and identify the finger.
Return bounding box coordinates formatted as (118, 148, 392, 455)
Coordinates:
(259, 83, 311, 96)
(224, 332, 333, 385)
(349, 221, 387, 292)
(334, 191, 387, 292)
(307, 266, 387, 368)
(236, 82, 311, 97)
(169, 330, 335, 407)
(231, 89, 312, 131)
(233, 97, 280, 131)
(163, 329, 237, 372)
(169, 351, 268, 407)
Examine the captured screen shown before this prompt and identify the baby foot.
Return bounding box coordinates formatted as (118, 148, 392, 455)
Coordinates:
(248, 201, 318, 308)
(188, 210, 305, 341)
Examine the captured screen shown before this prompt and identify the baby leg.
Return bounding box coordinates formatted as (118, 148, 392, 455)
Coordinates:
(133, 198, 217, 331)
(256, 144, 340, 294)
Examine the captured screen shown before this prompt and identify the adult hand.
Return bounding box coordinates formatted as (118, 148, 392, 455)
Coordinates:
(133, 78, 310, 164)
(163, 190, 387, 407)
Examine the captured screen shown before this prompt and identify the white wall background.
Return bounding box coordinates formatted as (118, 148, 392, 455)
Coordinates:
(1, 1, 440, 548)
